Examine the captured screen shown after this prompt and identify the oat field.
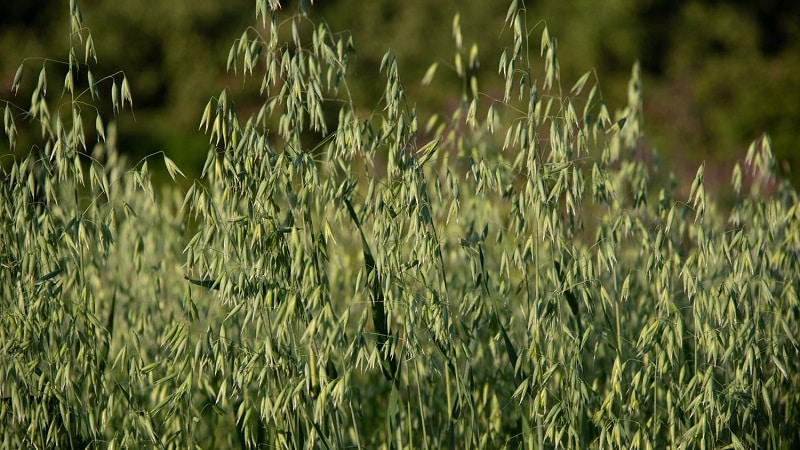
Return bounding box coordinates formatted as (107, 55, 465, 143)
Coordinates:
(2, 1, 798, 448)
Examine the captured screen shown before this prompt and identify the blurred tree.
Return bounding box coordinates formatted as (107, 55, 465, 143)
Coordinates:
(2, 0, 798, 187)
(526, 0, 800, 186)
(1, 0, 252, 172)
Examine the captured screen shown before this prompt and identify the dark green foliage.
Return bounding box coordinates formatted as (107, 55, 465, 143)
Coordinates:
(4, 1, 800, 187)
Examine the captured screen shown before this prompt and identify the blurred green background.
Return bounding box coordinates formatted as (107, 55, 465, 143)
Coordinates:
(3, 0, 798, 189)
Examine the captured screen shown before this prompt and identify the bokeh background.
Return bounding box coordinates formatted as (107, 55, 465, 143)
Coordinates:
(3, 0, 799, 190)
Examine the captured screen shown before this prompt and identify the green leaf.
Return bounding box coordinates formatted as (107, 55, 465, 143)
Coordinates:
(185, 275, 220, 290)
(35, 265, 63, 285)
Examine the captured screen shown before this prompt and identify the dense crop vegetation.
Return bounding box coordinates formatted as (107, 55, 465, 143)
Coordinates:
(2, 1, 798, 448)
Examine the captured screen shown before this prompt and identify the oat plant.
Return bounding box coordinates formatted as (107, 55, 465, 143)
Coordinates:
(2, 0, 798, 448)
